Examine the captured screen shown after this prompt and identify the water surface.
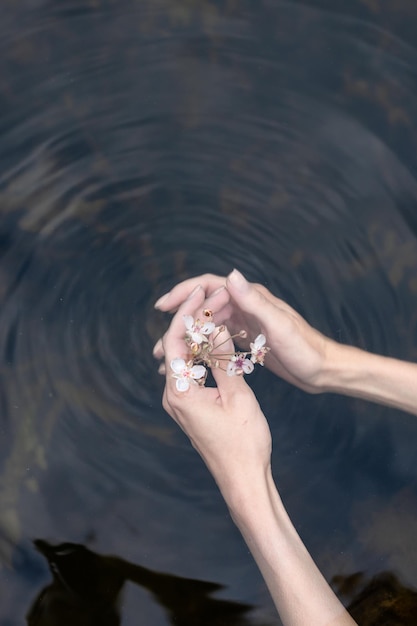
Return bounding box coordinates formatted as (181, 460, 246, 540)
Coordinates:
(1, 1, 417, 624)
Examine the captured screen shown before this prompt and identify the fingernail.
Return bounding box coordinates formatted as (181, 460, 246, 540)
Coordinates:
(227, 269, 248, 292)
(154, 292, 170, 309)
(186, 285, 201, 300)
(207, 285, 226, 299)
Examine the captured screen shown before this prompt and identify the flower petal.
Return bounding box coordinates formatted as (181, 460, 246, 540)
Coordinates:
(242, 359, 255, 374)
(171, 358, 186, 374)
(253, 334, 266, 348)
(190, 365, 206, 379)
(191, 331, 204, 344)
(227, 361, 236, 376)
(183, 315, 194, 330)
(199, 322, 215, 335)
(176, 378, 190, 392)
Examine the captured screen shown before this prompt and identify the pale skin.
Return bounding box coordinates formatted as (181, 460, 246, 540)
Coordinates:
(154, 269, 417, 626)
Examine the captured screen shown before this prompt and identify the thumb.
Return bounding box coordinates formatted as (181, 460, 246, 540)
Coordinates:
(226, 269, 270, 316)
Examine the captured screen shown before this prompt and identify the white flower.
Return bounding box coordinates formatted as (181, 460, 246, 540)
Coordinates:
(183, 315, 215, 345)
(170, 358, 207, 391)
(227, 353, 254, 377)
(250, 334, 269, 365)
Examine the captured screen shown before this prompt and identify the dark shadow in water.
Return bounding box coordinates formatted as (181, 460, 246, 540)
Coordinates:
(333, 571, 417, 626)
(27, 540, 255, 626)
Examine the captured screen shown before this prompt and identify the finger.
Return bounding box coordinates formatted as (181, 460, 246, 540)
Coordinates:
(153, 337, 165, 360)
(154, 274, 226, 310)
(226, 269, 278, 326)
(209, 302, 234, 327)
(201, 286, 230, 323)
(209, 326, 251, 397)
(211, 362, 251, 400)
(255, 283, 298, 316)
(163, 284, 206, 370)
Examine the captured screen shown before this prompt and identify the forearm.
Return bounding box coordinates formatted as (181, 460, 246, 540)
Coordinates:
(224, 469, 357, 626)
(322, 342, 417, 416)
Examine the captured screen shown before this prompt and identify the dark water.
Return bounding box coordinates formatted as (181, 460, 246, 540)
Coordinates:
(1, 0, 417, 624)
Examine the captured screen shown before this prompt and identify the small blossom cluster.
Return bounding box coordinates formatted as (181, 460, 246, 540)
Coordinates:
(171, 311, 270, 392)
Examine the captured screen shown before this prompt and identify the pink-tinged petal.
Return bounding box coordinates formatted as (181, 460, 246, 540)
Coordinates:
(183, 315, 194, 330)
(227, 361, 237, 376)
(190, 365, 206, 379)
(242, 359, 254, 374)
(254, 334, 266, 348)
(176, 378, 190, 392)
(200, 322, 215, 335)
(171, 358, 186, 374)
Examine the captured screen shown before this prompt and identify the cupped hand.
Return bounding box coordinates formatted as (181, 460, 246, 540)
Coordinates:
(155, 270, 333, 393)
(162, 285, 272, 501)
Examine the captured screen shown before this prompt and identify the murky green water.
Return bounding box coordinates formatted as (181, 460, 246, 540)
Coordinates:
(1, 1, 417, 624)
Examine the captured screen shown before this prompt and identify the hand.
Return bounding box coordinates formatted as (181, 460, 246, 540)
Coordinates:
(155, 270, 333, 393)
(161, 285, 272, 502)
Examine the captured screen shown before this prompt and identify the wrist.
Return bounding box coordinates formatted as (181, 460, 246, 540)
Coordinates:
(319, 338, 391, 395)
(316, 340, 354, 393)
(222, 464, 279, 527)
(317, 340, 377, 396)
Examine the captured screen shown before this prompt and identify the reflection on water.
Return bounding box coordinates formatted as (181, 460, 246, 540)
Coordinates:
(27, 540, 417, 626)
(1, 0, 417, 623)
(28, 540, 254, 626)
